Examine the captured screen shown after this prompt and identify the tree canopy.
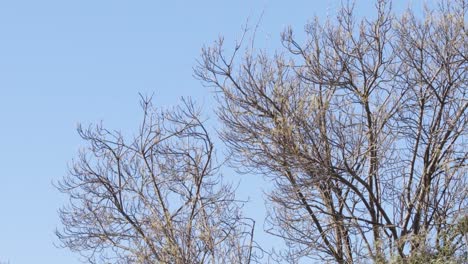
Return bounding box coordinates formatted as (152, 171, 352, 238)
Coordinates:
(58, 1, 467, 263)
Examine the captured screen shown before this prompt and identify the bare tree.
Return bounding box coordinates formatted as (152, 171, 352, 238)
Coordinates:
(196, 0, 467, 263)
(56, 97, 256, 264)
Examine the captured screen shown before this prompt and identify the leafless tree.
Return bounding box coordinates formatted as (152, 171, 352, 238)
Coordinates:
(56, 97, 257, 264)
(196, 0, 467, 263)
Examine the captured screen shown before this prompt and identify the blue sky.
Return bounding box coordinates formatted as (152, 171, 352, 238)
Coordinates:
(0, 1, 428, 263)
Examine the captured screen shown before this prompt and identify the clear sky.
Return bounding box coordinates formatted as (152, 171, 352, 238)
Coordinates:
(0, 1, 429, 263)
